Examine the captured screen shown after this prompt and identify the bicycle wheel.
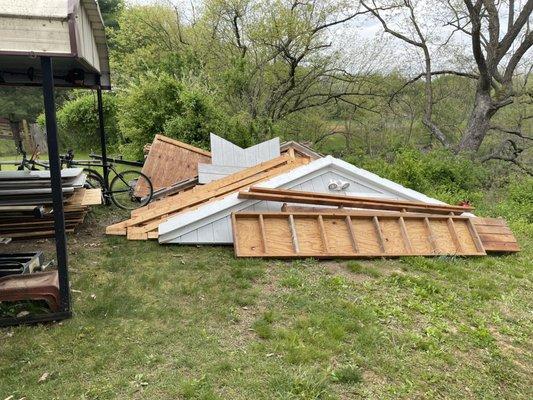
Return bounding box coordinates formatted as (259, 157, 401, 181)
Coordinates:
(82, 168, 104, 189)
(109, 170, 153, 210)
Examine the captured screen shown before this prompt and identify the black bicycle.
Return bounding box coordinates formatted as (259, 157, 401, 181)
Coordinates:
(16, 144, 49, 171)
(60, 150, 153, 210)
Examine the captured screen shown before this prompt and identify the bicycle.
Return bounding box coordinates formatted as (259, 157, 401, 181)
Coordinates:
(60, 150, 154, 210)
(16, 143, 49, 171)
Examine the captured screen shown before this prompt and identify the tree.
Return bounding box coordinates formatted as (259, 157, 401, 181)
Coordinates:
(196, 0, 380, 139)
(117, 72, 228, 158)
(99, 0, 124, 29)
(452, 0, 533, 153)
(361, 0, 532, 156)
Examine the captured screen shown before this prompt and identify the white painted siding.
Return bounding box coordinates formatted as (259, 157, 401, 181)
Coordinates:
(76, 4, 101, 71)
(0, 16, 70, 54)
(0, 0, 67, 19)
(162, 167, 416, 244)
(198, 164, 243, 184)
(209, 134, 280, 167)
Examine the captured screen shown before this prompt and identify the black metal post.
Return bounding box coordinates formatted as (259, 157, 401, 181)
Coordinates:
(40, 56, 71, 313)
(96, 85, 110, 195)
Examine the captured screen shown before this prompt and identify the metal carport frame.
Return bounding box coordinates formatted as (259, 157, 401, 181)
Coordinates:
(0, 0, 111, 326)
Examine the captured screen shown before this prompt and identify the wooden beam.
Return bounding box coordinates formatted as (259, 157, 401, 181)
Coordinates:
(398, 216, 412, 253)
(258, 214, 268, 254)
(373, 216, 386, 253)
(239, 189, 472, 215)
(288, 214, 300, 253)
(446, 217, 463, 253)
(424, 217, 438, 253)
(247, 187, 473, 212)
(345, 216, 359, 253)
(317, 215, 329, 253)
(467, 218, 486, 253)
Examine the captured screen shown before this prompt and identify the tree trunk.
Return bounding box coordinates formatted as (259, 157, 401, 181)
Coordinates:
(458, 88, 495, 152)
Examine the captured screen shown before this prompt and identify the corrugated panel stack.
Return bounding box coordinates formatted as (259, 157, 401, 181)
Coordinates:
(0, 168, 101, 239)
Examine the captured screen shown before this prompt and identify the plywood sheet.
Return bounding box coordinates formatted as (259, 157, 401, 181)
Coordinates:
(232, 212, 486, 258)
(137, 134, 211, 195)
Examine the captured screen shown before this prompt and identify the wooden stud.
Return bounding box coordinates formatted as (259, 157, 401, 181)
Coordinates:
(398, 216, 412, 253)
(288, 214, 300, 253)
(446, 217, 463, 253)
(345, 216, 359, 253)
(231, 213, 240, 256)
(317, 215, 329, 252)
(424, 217, 438, 253)
(466, 218, 486, 253)
(373, 216, 386, 253)
(258, 214, 268, 254)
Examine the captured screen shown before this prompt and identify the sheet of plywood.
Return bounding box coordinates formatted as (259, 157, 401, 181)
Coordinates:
(232, 211, 486, 258)
(471, 217, 520, 252)
(136, 134, 211, 196)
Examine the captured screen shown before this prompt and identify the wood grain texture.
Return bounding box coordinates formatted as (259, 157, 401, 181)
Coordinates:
(241, 187, 473, 214)
(471, 217, 520, 253)
(136, 134, 211, 196)
(108, 155, 308, 238)
(232, 212, 486, 258)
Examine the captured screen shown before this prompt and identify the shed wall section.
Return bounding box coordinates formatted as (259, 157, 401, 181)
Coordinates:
(164, 167, 411, 244)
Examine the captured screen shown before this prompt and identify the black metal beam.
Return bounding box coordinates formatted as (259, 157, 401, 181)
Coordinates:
(96, 86, 110, 192)
(40, 56, 71, 314)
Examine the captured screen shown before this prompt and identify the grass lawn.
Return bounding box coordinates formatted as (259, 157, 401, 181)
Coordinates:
(0, 206, 532, 399)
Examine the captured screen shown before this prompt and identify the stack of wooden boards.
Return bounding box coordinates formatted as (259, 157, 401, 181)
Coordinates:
(107, 154, 308, 240)
(231, 187, 519, 258)
(0, 168, 102, 239)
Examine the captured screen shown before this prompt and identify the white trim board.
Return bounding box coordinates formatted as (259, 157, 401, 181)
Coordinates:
(159, 156, 446, 244)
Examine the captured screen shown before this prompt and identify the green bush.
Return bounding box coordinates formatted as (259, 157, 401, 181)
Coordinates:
(117, 72, 230, 158)
(38, 92, 120, 152)
(483, 176, 533, 224)
(348, 148, 489, 206)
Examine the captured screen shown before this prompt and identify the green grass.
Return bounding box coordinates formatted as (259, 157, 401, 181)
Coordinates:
(0, 207, 532, 399)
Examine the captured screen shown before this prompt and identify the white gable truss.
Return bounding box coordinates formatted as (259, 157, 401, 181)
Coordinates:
(198, 134, 280, 183)
(159, 156, 445, 244)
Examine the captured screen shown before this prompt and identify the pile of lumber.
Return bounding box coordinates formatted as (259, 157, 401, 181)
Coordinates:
(107, 154, 308, 240)
(107, 133, 519, 260)
(231, 188, 519, 258)
(0, 168, 101, 239)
